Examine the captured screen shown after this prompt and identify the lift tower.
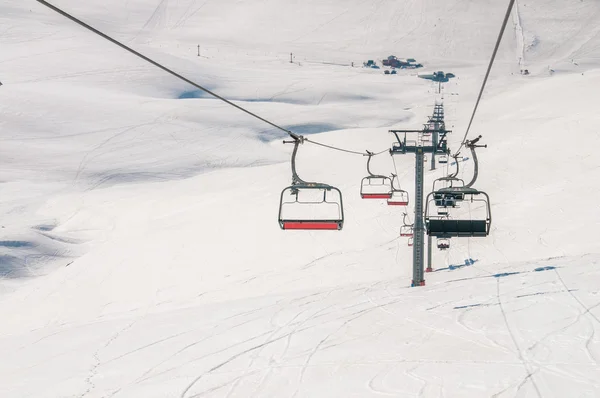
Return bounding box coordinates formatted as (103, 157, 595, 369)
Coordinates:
(424, 103, 447, 273)
(426, 103, 446, 171)
(390, 129, 449, 286)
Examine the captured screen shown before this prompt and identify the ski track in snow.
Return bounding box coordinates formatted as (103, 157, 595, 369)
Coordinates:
(80, 319, 139, 398)
(496, 279, 543, 398)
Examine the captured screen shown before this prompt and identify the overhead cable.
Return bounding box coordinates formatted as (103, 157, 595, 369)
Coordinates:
(36, 0, 399, 159)
(457, 0, 516, 154)
(304, 138, 388, 157)
(35, 0, 298, 139)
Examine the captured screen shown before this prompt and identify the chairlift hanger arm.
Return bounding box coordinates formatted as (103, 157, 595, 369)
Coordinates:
(402, 212, 413, 227)
(464, 135, 487, 188)
(284, 137, 319, 186)
(390, 132, 406, 151)
(365, 151, 388, 178)
(449, 153, 460, 178)
(390, 173, 400, 190)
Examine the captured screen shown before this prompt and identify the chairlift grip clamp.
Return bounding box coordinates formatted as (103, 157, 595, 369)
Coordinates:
(466, 135, 486, 148)
(283, 134, 305, 145)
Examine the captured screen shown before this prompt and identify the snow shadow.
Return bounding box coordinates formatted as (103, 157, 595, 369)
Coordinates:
(434, 258, 478, 272)
(177, 90, 306, 105)
(34, 224, 56, 232)
(177, 90, 210, 99)
(0, 234, 72, 279)
(446, 264, 563, 285)
(490, 265, 558, 279)
(534, 266, 556, 272)
(0, 241, 34, 248)
(492, 272, 521, 278)
(258, 123, 342, 142)
(0, 255, 28, 278)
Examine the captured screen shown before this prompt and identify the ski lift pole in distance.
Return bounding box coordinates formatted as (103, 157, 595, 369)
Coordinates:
(360, 151, 393, 199)
(278, 136, 344, 230)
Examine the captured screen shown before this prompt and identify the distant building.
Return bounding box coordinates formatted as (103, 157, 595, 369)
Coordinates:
(418, 71, 455, 82)
(382, 55, 423, 69)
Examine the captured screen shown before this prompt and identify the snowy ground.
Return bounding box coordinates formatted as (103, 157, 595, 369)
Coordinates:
(1, 0, 600, 397)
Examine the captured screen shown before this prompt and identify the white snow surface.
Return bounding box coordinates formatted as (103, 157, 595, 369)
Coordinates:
(1, 0, 600, 397)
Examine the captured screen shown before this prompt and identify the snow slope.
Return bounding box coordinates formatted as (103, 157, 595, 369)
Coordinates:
(1, 0, 600, 397)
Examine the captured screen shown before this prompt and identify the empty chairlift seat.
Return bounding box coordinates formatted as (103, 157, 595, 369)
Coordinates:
(437, 238, 450, 250)
(388, 175, 409, 206)
(360, 176, 392, 199)
(282, 221, 340, 230)
(424, 188, 491, 238)
(361, 152, 393, 199)
(278, 136, 344, 231)
(360, 164, 393, 199)
(388, 190, 409, 206)
(400, 225, 413, 237)
(427, 219, 487, 237)
(279, 185, 344, 230)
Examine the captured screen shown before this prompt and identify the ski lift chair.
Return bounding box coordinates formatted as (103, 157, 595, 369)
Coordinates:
(408, 237, 414, 246)
(437, 238, 450, 250)
(425, 188, 491, 238)
(279, 185, 343, 230)
(388, 190, 409, 206)
(387, 174, 409, 206)
(391, 142, 403, 153)
(360, 151, 392, 199)
(437, 208, 449, 216)
(426, 135, 491, 237)
(439, 155, 448, 164)
(400, 225, 414, 237)
(279, 136, 344, 230)
(432, 177, 466, 207)
(432, 176, 466, 192)
(400, 213, 414, 237)
(361, 176, 392, 199)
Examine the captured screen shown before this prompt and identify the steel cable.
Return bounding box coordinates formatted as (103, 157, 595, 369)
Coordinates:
(35, 0, 298, 139)
(456, 0, 516, 155)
